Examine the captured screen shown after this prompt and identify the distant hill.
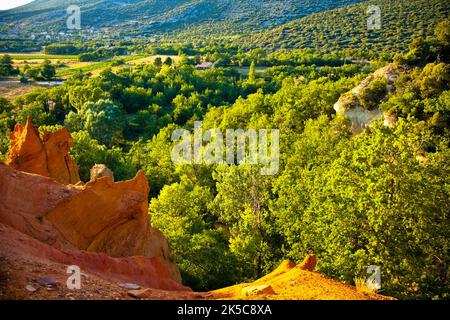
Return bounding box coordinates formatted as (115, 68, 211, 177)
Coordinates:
(0, 0, 363, 36)
(243, 0, 450, 52)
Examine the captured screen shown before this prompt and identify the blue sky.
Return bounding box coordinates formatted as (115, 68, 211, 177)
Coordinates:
(0, 0, 35, 10)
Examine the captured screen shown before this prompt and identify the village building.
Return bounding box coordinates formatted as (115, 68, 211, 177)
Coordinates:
(195, 61, 213, 70)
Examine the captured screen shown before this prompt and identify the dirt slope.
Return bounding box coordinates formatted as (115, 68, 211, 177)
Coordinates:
(210, 258, 391, 300)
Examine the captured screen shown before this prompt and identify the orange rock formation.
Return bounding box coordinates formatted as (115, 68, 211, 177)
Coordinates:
(6, 117, 80, 185)
(0, 119, 186, 292)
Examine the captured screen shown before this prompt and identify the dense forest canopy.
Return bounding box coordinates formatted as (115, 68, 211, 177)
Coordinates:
(245, 0, 450, 53)
(0, 0, 362, 36)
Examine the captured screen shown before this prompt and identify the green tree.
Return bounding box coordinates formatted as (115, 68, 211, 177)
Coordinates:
(24, 66, 41, 80)
(419, 63, 450, 98)
(65, 99, 125, 147)
(70, 130, 135, 182)
(129, 125, 179, 197)
(359, 77, 389, 110)
(172, 93, 203, 124)
(0, 55, 14, 76)
(275, 118, 449, 299)
(40, 60, 56, 80)
(17, 101, 56, 127)
(0, 97, 13, 159)
(435, 19, 450, 45)
(68, 84, 108, 111)
(212, 164, 280, 278)
(164, 57, 173, 66)
(154, 57, 163, 67)
(120, 86, 152, 113)
(149, 179, 239, 291)
(248, 60, 256, 83)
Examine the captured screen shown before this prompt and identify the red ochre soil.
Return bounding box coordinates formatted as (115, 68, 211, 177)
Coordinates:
(0, 119, 391, 300)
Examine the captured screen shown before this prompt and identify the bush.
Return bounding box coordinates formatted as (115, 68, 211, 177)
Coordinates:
(359, 77, 388, 110)
(44, 44, 79, 55)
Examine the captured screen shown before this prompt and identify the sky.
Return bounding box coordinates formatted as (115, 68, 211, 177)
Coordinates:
(0, 0, 35, 10)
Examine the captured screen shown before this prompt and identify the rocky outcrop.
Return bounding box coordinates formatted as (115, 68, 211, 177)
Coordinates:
(0, 119, 184, 291)
(90, 164, 114, 181)
(6, 117, 80, 185)
(0, 162, 182, 286)
(334, 64, 398, 133)
(298, 254, 317, 271)
(46, 170, 174, 263)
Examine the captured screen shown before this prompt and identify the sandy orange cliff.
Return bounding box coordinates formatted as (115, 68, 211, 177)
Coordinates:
(1, 118, 187, 297)
(6, 117, 80, 185)
(0, 119, 390, 300)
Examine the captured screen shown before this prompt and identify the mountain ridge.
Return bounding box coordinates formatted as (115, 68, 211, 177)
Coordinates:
(0, 0, 363, 36)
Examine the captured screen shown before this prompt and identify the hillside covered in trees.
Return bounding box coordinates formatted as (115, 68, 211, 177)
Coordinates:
(0, 0, 449, 301)
(244, 0, 450, 54)
(0, 0, 362, 36)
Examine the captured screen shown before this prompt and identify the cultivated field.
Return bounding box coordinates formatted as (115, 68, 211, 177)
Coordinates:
(2, 52, 182, 83)
(0, 54, 184, 101)
(0, 79, 42, 101)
